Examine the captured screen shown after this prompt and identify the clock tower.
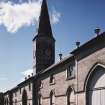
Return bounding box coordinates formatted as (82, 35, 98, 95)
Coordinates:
(33, 0, 55, 74)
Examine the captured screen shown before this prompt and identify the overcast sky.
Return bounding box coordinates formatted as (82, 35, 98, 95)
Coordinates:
(0, 0, 105, 92)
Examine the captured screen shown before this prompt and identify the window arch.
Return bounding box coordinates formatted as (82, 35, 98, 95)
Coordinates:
(66, 87, 75, 105)
(22, 89, 27, 105)
(50, 91, 55, 105)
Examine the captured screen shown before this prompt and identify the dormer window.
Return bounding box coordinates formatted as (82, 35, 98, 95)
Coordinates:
(49, 75, 55, 85)
(67, 65, 75, 79)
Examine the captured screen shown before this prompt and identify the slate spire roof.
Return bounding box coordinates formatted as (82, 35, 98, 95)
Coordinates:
(38, 0, 53, 37)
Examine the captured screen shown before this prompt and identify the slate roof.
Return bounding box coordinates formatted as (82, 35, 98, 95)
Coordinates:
(71, 32, 105, 54)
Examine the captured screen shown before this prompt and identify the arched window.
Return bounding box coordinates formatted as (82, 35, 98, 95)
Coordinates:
(20, 88, 21, 94)
(38, 94, 42, 105)
(5, 98, 7, 105)
(29, 83, 31, 91)
(86, 65, 105, 105)
(67, 87, 75, 105)
(22, 89, 27, 105)
(15, 99, 17, 105)
(7, 98, 8, 105)
(4, 99, 6, 105)
(50, 91, 55, 105)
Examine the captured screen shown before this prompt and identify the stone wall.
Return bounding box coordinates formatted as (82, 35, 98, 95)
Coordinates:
(4, 80, 33, 105)
(39, 41, 105, 105)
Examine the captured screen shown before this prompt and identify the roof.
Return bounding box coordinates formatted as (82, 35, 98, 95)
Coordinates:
(39, 32, 105, 75)
(33, 0, 54, 41)
(4, 55, 74, 94)
(71, 32, 105, 54)
(4, 76, 34, 94)
(39, 54, 74, 75)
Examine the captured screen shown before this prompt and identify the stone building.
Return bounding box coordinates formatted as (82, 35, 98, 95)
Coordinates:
(2, 0, 105, 105)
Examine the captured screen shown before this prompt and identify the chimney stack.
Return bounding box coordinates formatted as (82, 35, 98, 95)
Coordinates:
(94, 27, 101, 36)
(28, 75, 30, 78)
(59, 53, 62, 60)
(25, 77, 27, 80)
(76, 41, 80, 48)
(31, 73, 33, 76)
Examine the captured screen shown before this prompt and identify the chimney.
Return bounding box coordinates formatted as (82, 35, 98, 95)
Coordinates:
(31, 73, 33, 76)
(25, 77, 27, 80)
(76, 41, 80, 48)
(59, 53, 62, 60)
(94, 27, 101, 36)
(28, 75, 30, 78)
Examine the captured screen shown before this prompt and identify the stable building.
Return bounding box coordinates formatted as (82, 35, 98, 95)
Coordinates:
(2, 0, 105, 105)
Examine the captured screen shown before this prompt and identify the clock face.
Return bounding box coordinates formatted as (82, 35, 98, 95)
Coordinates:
(45, 49, 51, 57)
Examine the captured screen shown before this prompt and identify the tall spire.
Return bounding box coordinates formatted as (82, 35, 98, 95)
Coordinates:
(38, 0, 52, 36)
(32, 0, 55, 74)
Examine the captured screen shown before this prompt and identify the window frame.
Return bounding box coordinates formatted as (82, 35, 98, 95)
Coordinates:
(66, 65, 75, 80)
(49, 74, 55, 85)
(67, 87, 75, 105)
(29, 83, 31, 91)
(50, 91, 55, 105)
(20, 88, 21, 94)
(39, 80, 43, 89)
